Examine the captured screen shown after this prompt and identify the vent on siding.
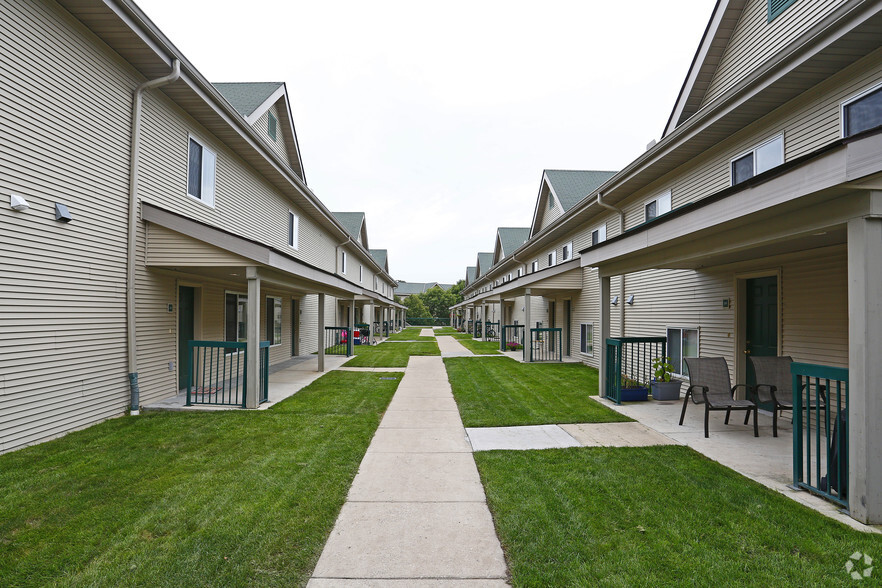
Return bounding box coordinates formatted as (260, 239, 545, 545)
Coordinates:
(768, 0, 796, 22)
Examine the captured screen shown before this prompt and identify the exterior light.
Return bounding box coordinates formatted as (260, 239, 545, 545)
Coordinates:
(626, 295, 635, 305)
(611, 296, 619, 305)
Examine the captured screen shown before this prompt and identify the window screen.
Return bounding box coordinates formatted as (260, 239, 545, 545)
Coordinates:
(731, 154, 754, 185)
(844, 87, 882, 137)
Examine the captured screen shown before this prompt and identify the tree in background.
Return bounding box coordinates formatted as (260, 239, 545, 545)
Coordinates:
(405, 295, 430, 319)
(421, 286, 457, 319)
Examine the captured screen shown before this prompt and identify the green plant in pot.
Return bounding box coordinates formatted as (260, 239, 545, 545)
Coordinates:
(650, 356, 682, 400)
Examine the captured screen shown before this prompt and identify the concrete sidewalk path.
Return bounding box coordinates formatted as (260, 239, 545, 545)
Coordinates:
(308, 356, 508, 586)
(419, 328, 435, 337)
(436, 335, 475, 357)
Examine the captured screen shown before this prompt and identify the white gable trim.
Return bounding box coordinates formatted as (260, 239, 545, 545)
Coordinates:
(243, 84, 287, 125)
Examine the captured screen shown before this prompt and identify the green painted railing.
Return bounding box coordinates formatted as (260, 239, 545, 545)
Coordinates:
(324, 327, 352, 356)
(501, 324, 525, 352)
(605, 337, 666, 404)
(528, 328, 563, 362)
(186, 340, 269, 407)
(792, 362, 848, 509)
(407, 317, 449, 326)
(484, 321, 500, 342)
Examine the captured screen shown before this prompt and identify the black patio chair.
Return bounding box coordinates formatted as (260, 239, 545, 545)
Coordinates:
(747, 355, 826, 438)
(679, 357, 758, 438)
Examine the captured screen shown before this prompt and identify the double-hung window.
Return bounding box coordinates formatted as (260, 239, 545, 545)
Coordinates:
(547, 250, 557, 266)
(288, 211, 299, 249)
(561, 242, 573, 262)
(580, 323, 594, 355)
(265, 296, 282, 345)
(666, 327, 699, 376)
(187, 136, 216, 207)
(591, 223, 607, 246)
(645, 190, 672, 222)
(731, 135, 784, 185)
(842, 84, 882, 138)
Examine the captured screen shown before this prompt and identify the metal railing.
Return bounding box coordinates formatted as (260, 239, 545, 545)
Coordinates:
(501, 324, 525, 352)
(373, 321, 381, 336)
(355, 323, 371, 345)
(406, 317, 449, 326)
(792, 362, 848, 509)
(527, 328, 563, 362)
(484, 321, 500, 342)
(605, 337, 666, 404)
(466, 320, 473, 335)
(474, 320, 482, 338)
(383, 321, 390, 337)
(324, 326, 352, 356)
(186, 340, 270, 407)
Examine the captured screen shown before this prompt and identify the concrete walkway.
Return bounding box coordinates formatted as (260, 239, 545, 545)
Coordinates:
(419, 328, 435, 337)
(466, 422, 677, 451)
(308, 356, 508, 586)
(435, 335, 475, 358)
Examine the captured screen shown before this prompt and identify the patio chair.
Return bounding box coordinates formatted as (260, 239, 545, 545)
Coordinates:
(679, 357, 758, 438)
(747, 355, 826, 438)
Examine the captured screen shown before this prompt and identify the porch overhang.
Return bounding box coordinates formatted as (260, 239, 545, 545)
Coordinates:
(490, 259, 582, 298)
(143, 203, 361, 298)
(580, 132, 882, 277)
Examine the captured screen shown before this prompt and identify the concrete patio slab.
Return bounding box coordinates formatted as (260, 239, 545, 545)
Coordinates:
(310, 502, 507, 580)
(367, 428, 473, 454)
(308, 580, 509, 588)
(466, 424, 581, 451)
(347, 453, 486, 502)
(380, 410, 464, 429)
(560, 422, 679, 447)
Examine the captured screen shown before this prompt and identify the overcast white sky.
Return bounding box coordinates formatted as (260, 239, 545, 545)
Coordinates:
(136, 0, 714, 284)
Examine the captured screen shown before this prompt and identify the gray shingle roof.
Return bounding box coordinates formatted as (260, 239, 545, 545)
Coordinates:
(466, 266, 477, 284)
(477, 252, 494, 276)
(545, 170, 617, 212)
(395, 282, 453, 296)
(497, 227, 531, 257)
(369, 249, 388, 271)
(213, 82, 283, 117)
(333, 212, 365, 241)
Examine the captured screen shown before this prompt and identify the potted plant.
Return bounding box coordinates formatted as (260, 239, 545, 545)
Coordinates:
(619, 375, 648, 402)
(650, 357, 682, 401)
(505, 341, 523, 351)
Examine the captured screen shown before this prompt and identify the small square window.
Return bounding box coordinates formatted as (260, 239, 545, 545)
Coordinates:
(644, 191, 671, 222)
(531, 260, 538, 273)
(562, 242, 572, 261)
(843, 85, 882, 138)
(731, 135, 783, 185)
(591, 224, 607, 246)
(548, 251, 557, 266)
(268, 112, 278, 141)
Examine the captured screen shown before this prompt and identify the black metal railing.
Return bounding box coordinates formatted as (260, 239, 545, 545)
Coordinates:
(792, 362, 848, 509)
(474, 320, 483, 338)
(484, 321, 500, 342)
(324, 326, 352, 356)
(501, 324, 525, 352)
(186, 340, 270, 407)
(605, 337, 666, 404)
(527, 328, 563, 362)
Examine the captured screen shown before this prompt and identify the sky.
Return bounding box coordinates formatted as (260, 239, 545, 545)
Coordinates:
(135, 0, 714, 284)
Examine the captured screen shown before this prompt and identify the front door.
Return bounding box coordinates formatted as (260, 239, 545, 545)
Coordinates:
(746, 276, 778, 409)
(178, 286, 195, 390)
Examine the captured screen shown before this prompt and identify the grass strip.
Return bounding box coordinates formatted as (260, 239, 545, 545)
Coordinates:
(456, 338, 502, 355)
(0, 371, 401, 587)
(445, 357, 629, 427)
(344, 341, 440, 367)
(476, 445, 882, 587)
(386, 327, 435, 342)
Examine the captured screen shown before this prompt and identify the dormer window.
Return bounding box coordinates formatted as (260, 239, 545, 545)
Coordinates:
(645, 190, 672, 222)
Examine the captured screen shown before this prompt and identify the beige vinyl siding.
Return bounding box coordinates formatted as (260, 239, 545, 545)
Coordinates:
(300, 294, 319, 355)
(252, 103, 289, 166)
(701, 0, 841, 107)
(138, 91, 338, 272)
(538, 190, 563, 232)
(621, 47, 882, 231)
(0, 0, 143, 452)
(572, 267, 600, 367)
(146, 224, 253, 266)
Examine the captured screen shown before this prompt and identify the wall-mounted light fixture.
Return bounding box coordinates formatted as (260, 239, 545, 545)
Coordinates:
(611, 295, 619, 306)
(54, 203, 72, 223)
(9, 193, 29, 211)
(626, 295, 635, 305)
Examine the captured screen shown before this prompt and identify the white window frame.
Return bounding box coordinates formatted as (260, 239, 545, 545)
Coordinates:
(266, 296, 282, 346)
(580, 323, 594, 356)
(508, 273, 512, 281)
(730, 134, 784, 186)
(666, 326, 700, 377)
(561, 242, 573, 262)
(841, 81, 882, 138)
(591, 223, 607, 246)
(517, 268, 522, 278)
(187, 135, 216, 208)
(359, 264, 363, 283)
(224, 291, 248, 345)
(288, 211, 299, 250)
(531, 260, 538, 273)
(644, 190, 672, 222)
(341, 251, 347, 275)
(547, 250, 557, 267)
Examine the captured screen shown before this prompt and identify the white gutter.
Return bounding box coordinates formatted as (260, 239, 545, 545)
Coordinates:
(126, 59, 181, 415)
(596, 191, 626, 336)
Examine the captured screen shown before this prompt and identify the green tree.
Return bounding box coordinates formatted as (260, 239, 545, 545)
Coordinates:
(405, 295, 430, 319)
(421, 286, 456, 318)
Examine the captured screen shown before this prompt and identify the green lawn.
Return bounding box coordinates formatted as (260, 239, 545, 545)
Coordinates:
(456, 338, 502, 355)
(476, 445, 882, 587)
(0, 371, 401, 587)
(344, 341, 440, 367)
(385, 327, 435, 342)
(444, 357, 629, 427)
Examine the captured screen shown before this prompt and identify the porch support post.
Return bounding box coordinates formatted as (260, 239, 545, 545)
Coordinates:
(349, 299, 356, 357)
(847, 214, 882, 524)
(318, 293, 325, 372)
(524, 289, 532, 362)
(482, 303, 488, 340)
(599, 274, 611, 398)
(245, 266, 261, 409)
(365, 303, 373, 343)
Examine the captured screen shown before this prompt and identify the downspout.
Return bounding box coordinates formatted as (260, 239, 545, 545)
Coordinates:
(127, 59, 181, 416)
(596, 191, 627, 337)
